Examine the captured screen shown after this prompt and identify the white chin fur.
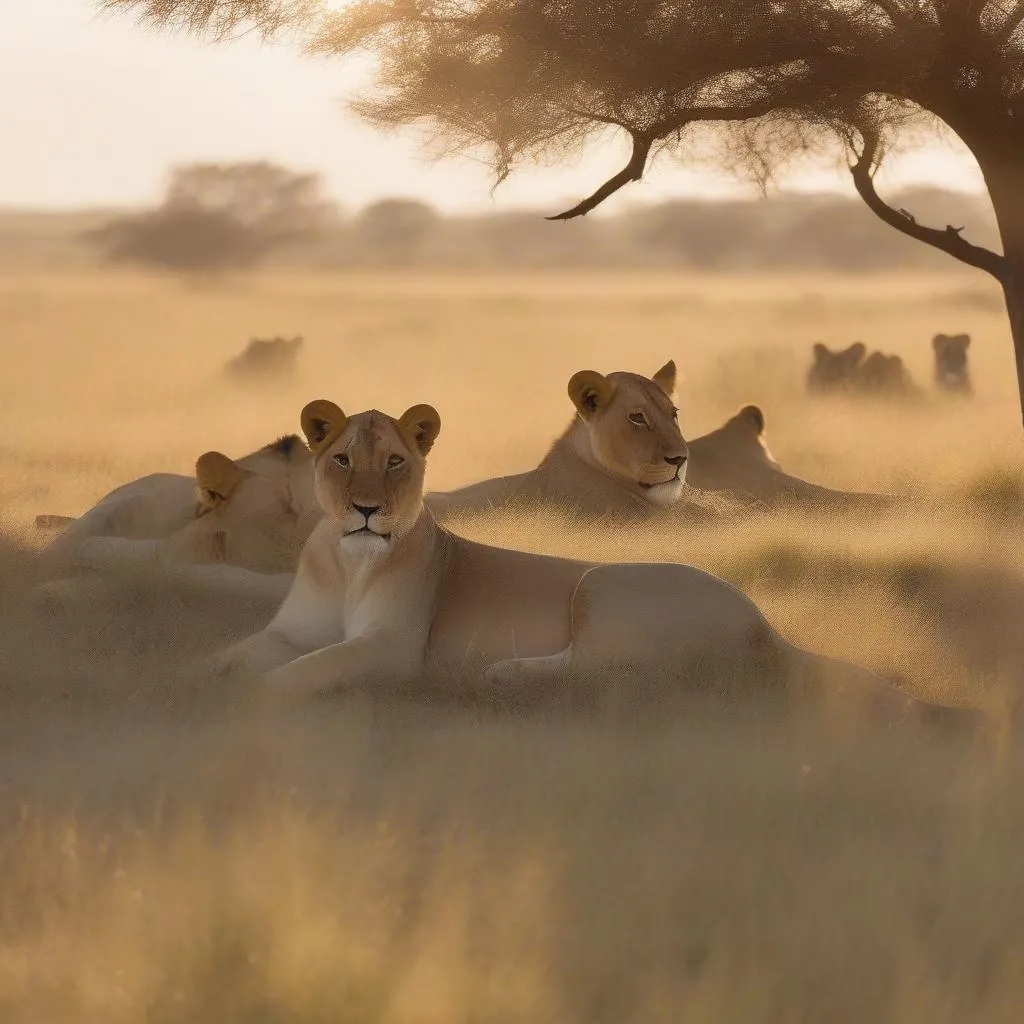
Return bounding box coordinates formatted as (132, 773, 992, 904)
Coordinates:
(643, 478, 685, 507)
(339, 531, 390, 555)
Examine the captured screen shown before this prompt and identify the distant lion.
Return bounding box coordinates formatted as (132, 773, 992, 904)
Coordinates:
(807, 342, 866, 393)
(224, 335, 303, 383)
(425, 360, 892, 518)
(857, 351, 920, 397)
(807, 343, 919, 399)
(932, 333, 972, 395)
(683, 404, 890, 506)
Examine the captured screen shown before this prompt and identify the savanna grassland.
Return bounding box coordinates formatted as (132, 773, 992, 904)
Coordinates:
(3, 267, 1024, 1022)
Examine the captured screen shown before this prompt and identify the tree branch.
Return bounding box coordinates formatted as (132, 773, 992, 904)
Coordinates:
(995, 0, 1024, 48)
(545, 103, 775, 221)
(849, 127, 1005, 281)
(545, 129, 656, 221)
(98, 0, 321, 42)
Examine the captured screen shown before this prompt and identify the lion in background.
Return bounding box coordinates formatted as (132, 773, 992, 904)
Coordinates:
(224, 335, 304, 384)
(426, 360, 893, 519)
(933, 332, 972, 395)
(807, 342, 919, 398)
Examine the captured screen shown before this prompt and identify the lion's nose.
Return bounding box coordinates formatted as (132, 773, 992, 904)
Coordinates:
(664, 454, 687, 468)
(353, 504, 380, 519)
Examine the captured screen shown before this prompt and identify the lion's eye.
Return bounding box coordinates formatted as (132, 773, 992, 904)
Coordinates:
(628, 412, 647, 427)
(333, 453, 350, 469)
(671, 408, 679, 423)
(387, 454, 405, 469)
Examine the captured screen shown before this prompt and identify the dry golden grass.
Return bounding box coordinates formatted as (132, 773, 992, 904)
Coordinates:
(3, 268, 1024, 1022)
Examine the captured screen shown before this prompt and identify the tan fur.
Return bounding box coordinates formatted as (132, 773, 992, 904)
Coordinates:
(36, 435, 319, 587)
(215, 401, 920, 725)
(807, 342, 867, 393)
(858, 351, 919, 397)
(932, 332, 972, 395)
(224, 335, 303, 383)
(428, 362, 689, 518)
(425, 362, 892, 517)
(684, 404, 887, 507)
(807, 342, 919, 399)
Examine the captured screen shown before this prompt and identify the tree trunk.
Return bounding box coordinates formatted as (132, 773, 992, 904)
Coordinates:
(975, 145, 1024, 427)
(1002, 259, 1024, 429)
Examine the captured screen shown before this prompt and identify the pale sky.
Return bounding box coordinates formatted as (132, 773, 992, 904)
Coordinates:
(0, 0, 987, 214)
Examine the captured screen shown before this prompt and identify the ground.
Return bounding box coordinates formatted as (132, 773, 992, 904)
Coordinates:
(2, 268, 1024, 1022)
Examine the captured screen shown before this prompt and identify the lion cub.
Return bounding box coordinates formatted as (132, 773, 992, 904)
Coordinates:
(214, 398, 916, 720)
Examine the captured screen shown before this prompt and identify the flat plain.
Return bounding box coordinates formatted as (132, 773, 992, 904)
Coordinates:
(2, 268, 1024, 1023)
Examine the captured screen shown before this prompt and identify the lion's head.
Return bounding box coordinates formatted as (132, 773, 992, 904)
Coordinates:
(160, 434, 318, 573)
(932, 332, 971, 389)
(685, 404, 780, 492)
(807, 342, 866, 392)
(225, 335, 304, 382)
(299, 399, 441, 548)
(566, 360, 689, 507)
(859, 351, 912, 394)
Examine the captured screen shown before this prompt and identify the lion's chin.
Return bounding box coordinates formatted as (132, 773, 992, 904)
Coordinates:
(340, 529, 392, 553)
(640, 477, 685, 507)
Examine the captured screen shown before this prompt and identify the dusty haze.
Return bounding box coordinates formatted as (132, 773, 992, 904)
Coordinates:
(3, 267, 1024, 1021)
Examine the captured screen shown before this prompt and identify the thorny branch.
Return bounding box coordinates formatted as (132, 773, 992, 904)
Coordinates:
(848, 126, 1005, 280)
(545, 128, 658, 221)
(546, 102, 777, 221)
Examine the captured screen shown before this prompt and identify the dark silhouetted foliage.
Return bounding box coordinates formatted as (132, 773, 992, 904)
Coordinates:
(87, 161, 337, 274)
(353, 198, 439, 266)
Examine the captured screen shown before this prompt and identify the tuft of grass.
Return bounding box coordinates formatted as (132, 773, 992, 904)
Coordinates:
(958, 466, 1024, 524)
(723, 541, 957, 601)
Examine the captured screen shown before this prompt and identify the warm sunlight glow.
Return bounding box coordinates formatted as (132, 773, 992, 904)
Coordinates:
(4, 3, 1024, 1020)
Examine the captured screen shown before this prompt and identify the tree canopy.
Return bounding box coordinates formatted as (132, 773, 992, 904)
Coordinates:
(87, 160, 336, 274)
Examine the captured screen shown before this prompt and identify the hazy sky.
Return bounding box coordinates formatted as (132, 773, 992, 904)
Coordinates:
(0, 0, 986, 213)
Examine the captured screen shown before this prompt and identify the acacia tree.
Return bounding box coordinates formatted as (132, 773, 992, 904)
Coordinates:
(89, 160, 335, 275)
(103, 0, 1024, 422)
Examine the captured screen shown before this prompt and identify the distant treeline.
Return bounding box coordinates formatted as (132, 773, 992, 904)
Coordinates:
(292, 188, 998, 273)
(0, 164, 998, 274)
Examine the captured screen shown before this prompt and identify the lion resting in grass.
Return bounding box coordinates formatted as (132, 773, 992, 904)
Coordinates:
(426, 360, 892, 518)
(224, 335, 304, 383)
(213, 397, 918, 722)
(35, 435, 318, 608)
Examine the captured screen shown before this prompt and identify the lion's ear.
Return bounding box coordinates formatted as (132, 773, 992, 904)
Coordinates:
(568, 370, 616, 418)
(932, 333, 948, 350)
(737, 404, 765, 435)
(195, 451, 245, 510)
(300, 399, 347, 452)
(954, 333, 971, 349)
(398, 404, 442, 457)
(652, 359, 677, 396)
(847, 342, 867, 364)
(812, 342, 830, 361)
